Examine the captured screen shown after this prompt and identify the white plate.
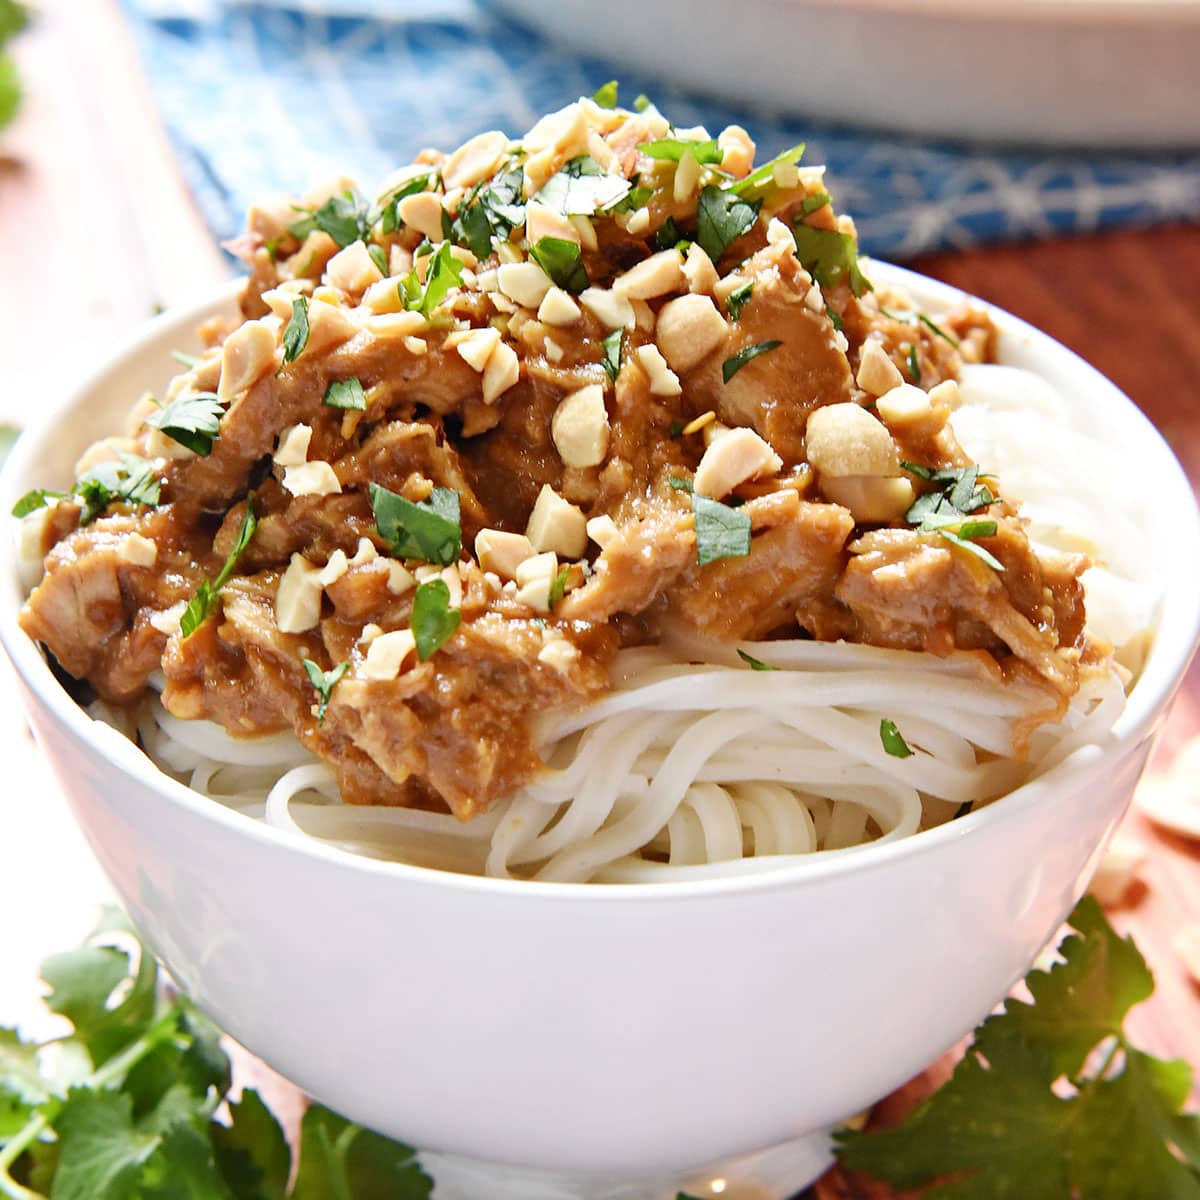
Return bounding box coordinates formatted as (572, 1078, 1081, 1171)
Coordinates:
(497, 0, 1200, 147)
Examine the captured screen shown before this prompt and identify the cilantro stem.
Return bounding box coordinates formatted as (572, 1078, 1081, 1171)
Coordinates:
(0, 1008, 180, 1199)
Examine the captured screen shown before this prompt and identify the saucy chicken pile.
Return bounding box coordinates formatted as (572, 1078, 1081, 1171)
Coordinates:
(18, 96, 1097, 819)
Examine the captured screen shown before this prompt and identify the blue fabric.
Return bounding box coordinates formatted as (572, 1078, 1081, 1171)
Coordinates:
(122, 0, 1200, 260)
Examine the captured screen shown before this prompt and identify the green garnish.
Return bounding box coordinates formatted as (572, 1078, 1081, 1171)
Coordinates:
(411, 578, 461, 660)
(592, 79, 618, 108)
(601, 328, 623, 382)
(836, 896, 1200, 1198)
(145, 391, 223, 456)
(726, 141, 806, 199)
(536, 156, 628, 217)
(0, 422, 17, 465)
(824, 303, 844, 333)
(724, 281, 753, 321)
(722, 339, 782, 383)
(14, 453, 164, 525)
(654, 216, 684, 252)
(800, 189, 832, 215)
(289, 190, 371, 248)
(692, 494, 751, 566)
(169, 349, 199, 368)
(302, 658, 349, 723)
(790, 223, 872, 298)
(919, 312, 960, 349)
(529, 236, 589, 294)
(377, 170, 437, 235)
(668, 420, 685, 438)
(366, 243, 388, 275)
(180, 498, 256, 638)
(879, 718, 914, 758)
(398, 241, 465, 317)
(633, 93, 651, 112)
(448, 167, 526, 257)
(0, 910, 432, 1200)
(906, 343, 922, 385)
(667, 474, 693, 493)
(737, 649, 778, 671)
(696, 185, 760, 264)
(281, 297, 310, 363)
(903, 463, 1003, 570)
(547, 564, 571, 609)
(11, 488, 63, 518)
(605, 183, 652, 215)
(369, 483, 461, 566)
(323, 377, 366, 411)
(637, 137, 722, 164)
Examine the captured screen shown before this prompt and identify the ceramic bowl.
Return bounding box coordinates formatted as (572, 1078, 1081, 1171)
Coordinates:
(3, 265, 1198, 1200)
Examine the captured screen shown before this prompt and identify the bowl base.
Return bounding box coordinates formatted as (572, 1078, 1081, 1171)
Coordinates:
(418, 1129, 833, 1199)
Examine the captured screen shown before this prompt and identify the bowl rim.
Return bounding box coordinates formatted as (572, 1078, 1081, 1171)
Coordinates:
(3, 263, 1198, 903)
(767, 0, 1200, 23)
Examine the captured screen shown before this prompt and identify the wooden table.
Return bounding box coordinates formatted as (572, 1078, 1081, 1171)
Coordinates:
(2, 2, 1199, 1196)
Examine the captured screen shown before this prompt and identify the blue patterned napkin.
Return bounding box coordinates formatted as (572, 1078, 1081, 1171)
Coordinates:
(122, 0, 1200, 260)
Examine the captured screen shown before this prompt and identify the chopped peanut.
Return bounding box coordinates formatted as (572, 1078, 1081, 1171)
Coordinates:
(497, 262, 554, 309)
(551, 384, 609, 468)
(693, 427, 783, 500)
(613, 250, 685, 300)
(396, 192, 446, 242)
(806, 403, 900, 478)
(475, 528, 536, 580)
(442, 130, 508, 191)
(283, 461, 342, 497)
(218, 319, 279, 402)
(276, 554, 323, 633)
(362, 629, 417, 681)
(526, 485, 587, 558)
(482, 341, 520, 404)
(273, 424, 312, 468)
(855, 340, 904, 397)
(325, 240, 384, 297)
(822, 476, 914, 523)
(635, 344, 681, 397)
(656, 294, 728, 373)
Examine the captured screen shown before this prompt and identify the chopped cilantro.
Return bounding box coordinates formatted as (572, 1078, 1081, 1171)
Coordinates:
(904, 463, 1003, 570)
(906, 343, 922, 385)
(654, 215, 684, 251)
(366, 243, 388, 275)
(696, 185, 760, 264)
(790, 222, 872, 298)
(411, 578, 461, 661)
(14, 453, 163, 524)
(668, 419, 685, 438)
(737, 649, 779, 671)
(724, 281, 753, 321)
(398, 241, 465, 317)
(637, 137, 722, 164)
(448, 166, 525, 256)
(919, 311, 961, 349)
(323, 377, 366, 411)
(281, 297, 310, 363)
(601, 328, 623, 382)
(879, 718, 914, 758)
(529, 236, 589, 294)
(592, 79, 618, 108)
(180, 498, 256, 638)
(800, 189, 832, 215)
(377, 171, 437, 235)
(722, 339, 782, 383)
(824, 303, 844, 332)
(302, 658, 349, 723)
(692, 494, 751, 566)
(536, 156, 628, 217)
(12, 488, 66, 518)
(727, 142, 806, 199)
(145, 391, 223, 456)
(547, 564, 571, 608)
(369, 483, 461, 566)
(289, 190, 370, 248)
(169, 349, 199, 368)
(667, 475, 693, 493)
(605, 183, 652, 215)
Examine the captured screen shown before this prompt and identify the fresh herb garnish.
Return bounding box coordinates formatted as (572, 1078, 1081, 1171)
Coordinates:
(879, 718, 914, 758)
(377, 171, 437, 235)
(903, 463, 1003, 570)
(737, 649, 779, 671)
(529, 236, 589, 294)
(654, 215, 684, 251)
(411, 577, 461, 661)
(169, 349, 199, 368)
(605, 183, 653, 215)
(633, 93, 651, 112)
(547, 564, 571, 609)
(791, 223, 872, 298)
(836, 896, 1200, 1198)
(667, 474, 694, 493)
(692, 494, 751, 566)
(281, 297, 310, 363)
(398, 241, 465, 317)
(726, 141, 806, 199)
(289, 190, 371, 248)
(919, 312, 960, 348)
(592, 79, 618, 108)
(448, 166, 525, 257)
(536, 156, 628, 217)
(367, 243, 389, 275)
(369, 483, 461, 566)
(12, 488, 65, 517)
(145, 391, 224, 456)
(302, 658, 350, 723)
(637, 137, 722, 164)
(0, 910, 432, 1200)
(825, 303, 845, 332)
(696, 185, 760, 264)
(180, 498, 256, 637)
(722, 339, 782, 383)
(725, 281, 753, 321)
(601, 328, 623, 382)
(15, 453, 164, 524)
(801, 189, 832, 215)
(906, 343, 922, 385)
(323, 377, 366, 411)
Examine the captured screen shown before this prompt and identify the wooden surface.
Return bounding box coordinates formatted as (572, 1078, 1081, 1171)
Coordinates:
(2, 3, 1199, 1197)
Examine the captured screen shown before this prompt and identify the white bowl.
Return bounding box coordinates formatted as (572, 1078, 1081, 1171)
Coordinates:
(3, 265, 1198, 1200)
(497, 0, 1200, 148)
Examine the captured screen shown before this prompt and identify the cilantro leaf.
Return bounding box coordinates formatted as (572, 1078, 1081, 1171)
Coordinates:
(288, 191, 370, 248)
(724, 281, 753, 321)
(0, 1027, 49, 1137)
(14, 454, 162, 525)
(180, 499, 257, 638)
(281, 298, 310, 364)
(51, 1089, 161, 1200)
(0, 50, 20, 132)
(696, 185, 759, 264)
(323, 377, 366, 411)
(637, 138, 722, 164)
(139, 1118, 236, 1200)
(536, 156, 628, 217)
(592, 79, 618, 108)
(791, 222, 872, 297)
(302, 658, 350, 723)
(145, 392, 223, 456)
(692, 494, 751, 566)
(169, 349, 199, 368)
(529, 236, 589, 294)
(399, 241, 465, 317)
(377, 172, 437, 236)
(722, 339, 782, 383)
(212, 1089, 290, 1200)
(547, 564, 571, 609)
(726, 141, 806, 199)
(906, 342, 922, 385)
(370, 483, 461, 565)
(879, 718, 914, 758)
(12, 488, 66, 517)
(410, 578, 461, 662)
(920, 311, 961, 348)
(291, 1105, 431, 1200)
(601, 328, 622, 382)
(737, 649, 778, 671)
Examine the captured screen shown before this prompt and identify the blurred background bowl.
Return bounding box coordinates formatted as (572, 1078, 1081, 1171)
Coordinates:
(496, 0, 1200, 148)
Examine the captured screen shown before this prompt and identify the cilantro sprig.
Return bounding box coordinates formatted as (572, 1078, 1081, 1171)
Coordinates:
(397, 241, 465, 317)
(903, 463, 1004, 571)
(879, 718, 914, 758)
(836, 896, 1200, 1198)
(13, 454, 162, 525)
(179, 498, 257, 638)
(725, 141, 805, 199)
(370, 483, 461, 566)
(145, 392, 224, 456)
(281, 298, 310, 364)
(791, 222, 872, 298)
(288, 190, 371, 248)
(0, 910, 432, 1200)
(302, 658, 350, 723)
(696, 186, 760, 264)
(323, 377, 366, 411)
(600, 328, 623, 383)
